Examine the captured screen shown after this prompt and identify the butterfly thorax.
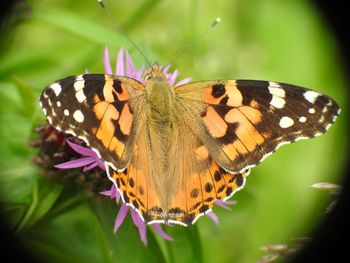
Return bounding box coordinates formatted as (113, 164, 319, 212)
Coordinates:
(145, 67, 175, 124)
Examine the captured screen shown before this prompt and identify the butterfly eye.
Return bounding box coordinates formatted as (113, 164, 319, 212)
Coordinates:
(143, 69, 153, 81)
(144, 72, 153, 81)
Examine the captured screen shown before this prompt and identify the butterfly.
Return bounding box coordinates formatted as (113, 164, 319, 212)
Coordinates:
(39, 65, 340, 226)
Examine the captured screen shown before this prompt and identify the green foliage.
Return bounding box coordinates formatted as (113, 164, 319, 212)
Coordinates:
(0, 0, 348, 262)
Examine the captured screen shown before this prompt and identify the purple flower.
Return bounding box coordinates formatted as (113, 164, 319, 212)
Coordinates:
(54, 47, 237, 245)
(54, 140, 105, 172)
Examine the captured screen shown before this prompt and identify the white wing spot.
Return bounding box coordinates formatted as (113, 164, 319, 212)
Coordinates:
(74, 75, 86, 103)
(304, 91, 320, 103)
(279, 116, 294, 128)
(73, 110, 84, 123)
(50, 83, 62, 96)
(299, 116, 307, 123)
(268, 86, 286, 109)
(268, 81, 281, 88)
(64, 109, 70, 116)
(268, 85, 285, 97)
(308, 108, 316, 114)
(76, 89, 86, 103)
(56, 101, 61, 107)
(270, 96, 285, 109)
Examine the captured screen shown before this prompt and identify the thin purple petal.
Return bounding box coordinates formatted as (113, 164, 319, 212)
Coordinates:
(167, 69, 179, 85)
(66, 140, 96, 157)
(104, 46, 113, 75)
(175, 77, 192, 86)
(114, 191, 121, 203)
(151, 224, 173, 241)
(139, 223, 147, 245)
(130, 209, 148, 245)
(116, 48, 125, 76)
(55, 156, 97, 169)
(135, 65, 146, 82)
(108, 184, 117, 197)
(125, 51, 136, 77)
(83, 162, 98, 172)
(130, 209, 144, 227)
(97, 159, 106, 171)
(215, 199, 237, 210)
(206, 211, 219, 225)
(100, 185, 119, 201)
(100, 189, 113, 197)
(162, 65, 170, 74)
(114, 205, 129, 233)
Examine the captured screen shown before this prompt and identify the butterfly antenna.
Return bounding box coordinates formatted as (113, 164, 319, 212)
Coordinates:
(169, 17, 221, 65)
(97, 0, 153, 68)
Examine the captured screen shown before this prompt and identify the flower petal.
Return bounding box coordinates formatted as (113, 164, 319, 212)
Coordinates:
(114, 205, 129, 233)
(206, 211, 219, 225)
(104, 46, 113, 75)
(66, 140, 96, 157)
(167, 69, 179, 85)
(175, 77, 192, 86)
(130, 208, 144, 227)
(97, 158, 106, 171)
(125, 51, 136, 77)
(162, 65, 170, 74)
(130, 209, 148, 245)
(83, 162, 98, 172)
(151, 224, 173, 241)
(116, 48, 125, 76)
(100, 185, 120, 203)
(135, 65, 145, 82)
(54, 156, 97, 169)
(215, 199, 237, 210)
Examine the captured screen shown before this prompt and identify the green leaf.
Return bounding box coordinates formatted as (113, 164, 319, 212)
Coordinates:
(165, 224, 203, 263)
(16, 176, 63, 232)
(31, 8, 129, 47)
(11, 75, 37, 119)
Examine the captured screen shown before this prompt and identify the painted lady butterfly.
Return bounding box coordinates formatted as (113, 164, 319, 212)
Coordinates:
(39, 65, 340, 226)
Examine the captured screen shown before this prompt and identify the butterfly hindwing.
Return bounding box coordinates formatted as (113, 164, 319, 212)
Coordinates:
(106, 106, 249, 226)
(175, 80, 340, 173)
(40, 74, 145, 170)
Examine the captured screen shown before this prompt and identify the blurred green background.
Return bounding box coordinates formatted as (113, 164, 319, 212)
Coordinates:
(0, 0, 348, 262)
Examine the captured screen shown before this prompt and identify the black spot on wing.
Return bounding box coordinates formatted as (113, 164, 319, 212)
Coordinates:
(218, 122, 239, 145)
(236, 80, 272, 107)
(212, 84, 226, 98)
(113, 79, 123, 93)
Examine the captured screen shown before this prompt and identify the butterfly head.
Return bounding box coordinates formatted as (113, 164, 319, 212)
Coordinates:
(144, 65, 167, 82)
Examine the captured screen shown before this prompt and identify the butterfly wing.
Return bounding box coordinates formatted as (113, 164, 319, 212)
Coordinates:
(40, 74, 145, 170)
(175, 80, 340, 173)
(106, 111, 250, 226)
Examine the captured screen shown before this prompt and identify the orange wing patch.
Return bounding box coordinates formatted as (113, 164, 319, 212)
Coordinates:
(169, 156, 249, 225)
(92, 79, 134, 161)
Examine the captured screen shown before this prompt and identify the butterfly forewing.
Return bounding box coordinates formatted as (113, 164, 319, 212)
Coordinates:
(40, 74, 145, 170)
(175, 80, 340, 173)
